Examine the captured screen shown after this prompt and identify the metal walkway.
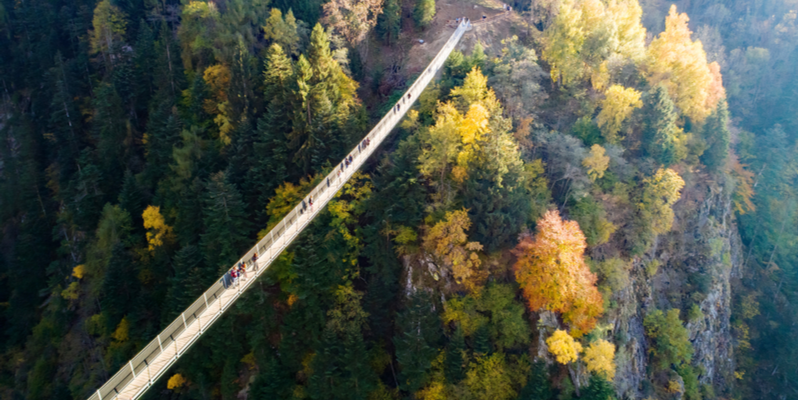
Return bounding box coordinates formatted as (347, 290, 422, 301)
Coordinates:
(88, 20, 471, 400)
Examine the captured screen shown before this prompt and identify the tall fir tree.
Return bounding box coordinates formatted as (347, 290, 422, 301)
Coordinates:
(642, 84, 685, 166)
(394, 291, 441, 393)
(200, 171, 249, 274)
(699, 100, 730, 173)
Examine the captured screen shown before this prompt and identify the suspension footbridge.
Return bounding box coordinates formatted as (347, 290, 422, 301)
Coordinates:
(88, 19, 471, 400)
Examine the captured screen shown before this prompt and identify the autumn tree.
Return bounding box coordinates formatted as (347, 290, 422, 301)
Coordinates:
(541, 0, 585, 85)
(423, 209, 484, 292)
(582, 144, 610, 182)
(322, 0, 383, 56)
(583, 339, 616, 380)
(645, 5, 724, 122)
(203, 64, 234, 145)
(513, 210, 603, 335)
(262, 8, 300, 55)
(639, 168, 684, 236)
(90, 0, 128, 70)
(547, 329, 582, 364)
(596, 85, 642, 143)
(142, 205, 174, 252)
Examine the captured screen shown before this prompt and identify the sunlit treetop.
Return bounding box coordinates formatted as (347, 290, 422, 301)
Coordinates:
(646, 5, 726, 123)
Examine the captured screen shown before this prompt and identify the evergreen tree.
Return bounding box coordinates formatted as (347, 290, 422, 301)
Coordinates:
(472, 323, 492, 355)
(101, 243, 139, 331)
(377, 0, 401, 43)
(132, 20, 155, 113)
(414, 0, 436, 28)
(67, 149, 107, 230)
(251, 357, 294, 399)
(699, 100, 730, 172)
(394, 291, 441, 393)
(200, 171, 249, 274)
(445, 325, 467, 382)
(642, 85, 686, 166)
(581, 374, 616, 400)
(118, 170, 146, 236)
(163, 245, 206, 323)
(252, 44, 293, 204)
(48, 52, 81, 186)
(518, 361, 553, 400)
(92, 82, 128, 192)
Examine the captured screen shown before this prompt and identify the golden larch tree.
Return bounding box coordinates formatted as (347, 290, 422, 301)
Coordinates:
(646, 5, 723, 123)
(513, 210, 603, 335)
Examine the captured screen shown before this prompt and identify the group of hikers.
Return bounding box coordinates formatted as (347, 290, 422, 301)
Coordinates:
(221, 94, 383, 292)
(222, 252, 258, 289)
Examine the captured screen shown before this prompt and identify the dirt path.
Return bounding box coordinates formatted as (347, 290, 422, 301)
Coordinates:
(404, 0, 526, 74)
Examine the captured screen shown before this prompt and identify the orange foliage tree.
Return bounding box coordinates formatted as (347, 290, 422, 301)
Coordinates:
(645, 5, 725, 123)
(513, 210, 603, 335)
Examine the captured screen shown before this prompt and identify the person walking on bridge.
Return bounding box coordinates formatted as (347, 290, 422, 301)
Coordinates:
(252, 252, 258, 271)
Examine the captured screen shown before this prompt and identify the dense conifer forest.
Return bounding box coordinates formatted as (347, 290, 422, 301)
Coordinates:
(0, 0, 795, 399)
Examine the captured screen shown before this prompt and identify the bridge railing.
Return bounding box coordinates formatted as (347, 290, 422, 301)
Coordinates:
(87, 20, 469, 400)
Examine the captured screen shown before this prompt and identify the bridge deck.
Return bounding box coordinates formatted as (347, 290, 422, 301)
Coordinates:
(88, 20, 470, 400)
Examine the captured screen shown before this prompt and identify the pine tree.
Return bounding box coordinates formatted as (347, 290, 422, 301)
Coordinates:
(377, 0, 401, 43)
(472, 323, 492, 355)
(118, 170, 145, 235)
(92, 81, 128, 193)
(200, 171, 249, 273)
(445, 325, 467, 382)
(414, 0, 436, 28)
(101, 243, 139, 331)
(163, 245, 206, 324)
(518, 361, 553, 400)
(699, 100, 730, 173)
(394, 291, 441, 393)
(49, 52, 81, 186)
(581, 374, 616, 400)
(253, 44, 293, 204)
(643, 84, 686, 166)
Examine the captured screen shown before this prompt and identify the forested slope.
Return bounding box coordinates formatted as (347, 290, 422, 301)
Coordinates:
(0, 0, 795, 399)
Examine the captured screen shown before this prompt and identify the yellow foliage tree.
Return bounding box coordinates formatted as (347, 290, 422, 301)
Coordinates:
(583, 339, 616, 380)
(646, 5, 721, 122)
(423, 209, 484, 292)
(61, 282, 80, 301)
(582, 144, 610, 182)
(607, 0, 646, 62)
(730, 156, 756, 215)
(167, 373, 187, 390)
(90, 0, 127, 67)
(596, 85, 642, 143)
(72, 265, 86, 279)
(639, 168, 685, 235)
(541, 0, 585, 85)
(513, 210, 604, 335)
(547, 329, 583, 364)
(202, 64, 234, 144)
(142, 205, 173, 252)
(112, 317, 130, 342)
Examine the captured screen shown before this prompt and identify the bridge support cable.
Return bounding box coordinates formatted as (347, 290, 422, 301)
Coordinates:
(87, 20, 470, 400)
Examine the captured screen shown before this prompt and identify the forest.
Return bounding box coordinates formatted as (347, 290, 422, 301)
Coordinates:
(0, 0, 795, 399)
